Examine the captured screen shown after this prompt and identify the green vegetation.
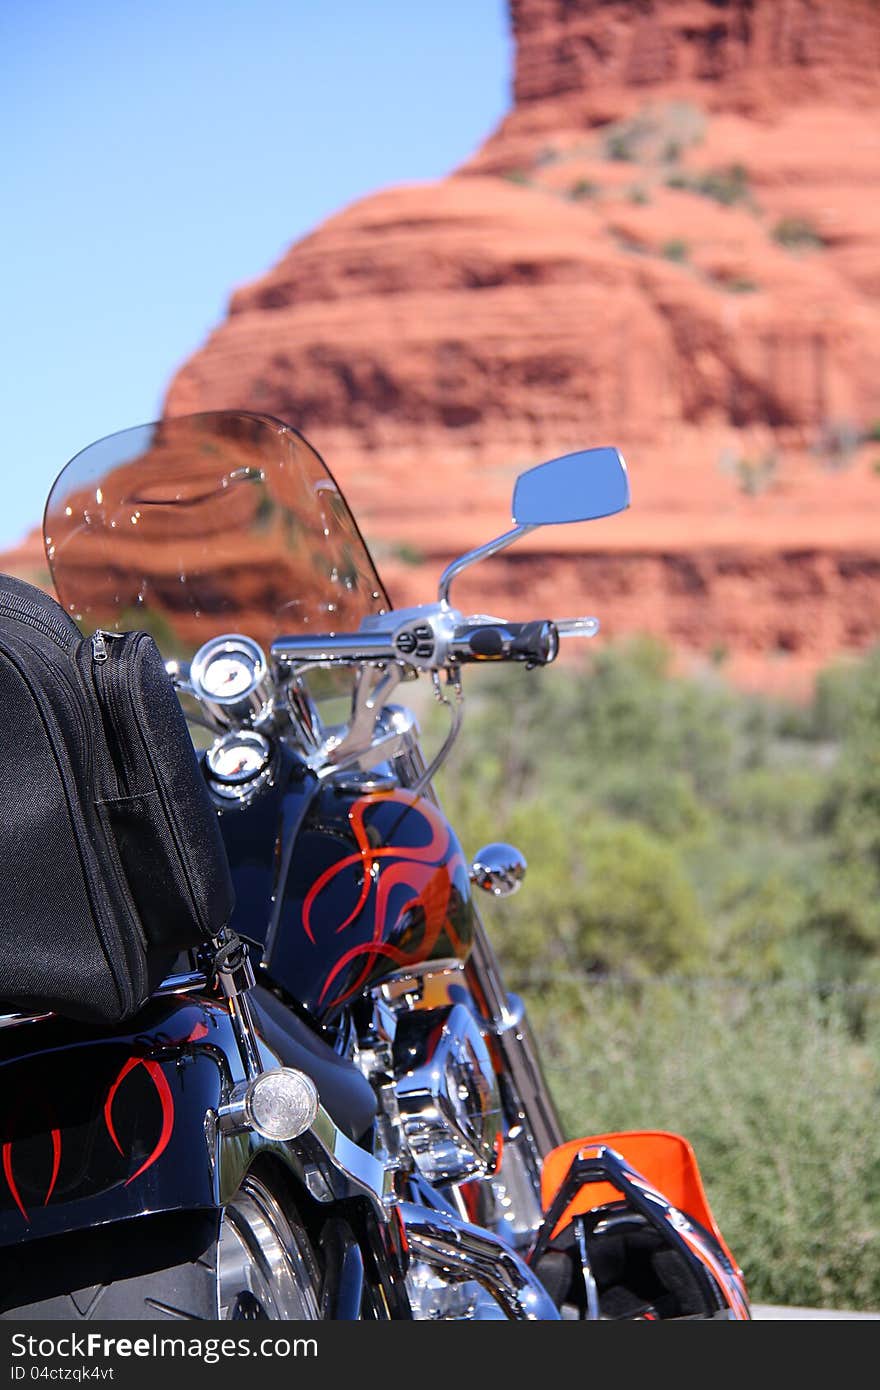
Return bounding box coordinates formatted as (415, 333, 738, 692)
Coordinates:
(732, 451, 778, 496)
(813, 419, 862, 472)
(692, 163, 750, 206)
(665, 164, 751, 207)
(391, 542, 426, 567)
(433, 640, 880, 1307)
(772, 216, 825, 250)
(597, 103, 706, 168)
(661, 238, 689, 263)
(568, 178, 599, 201)
(724, 276, 759, 294)
(604, 129, 640, 163)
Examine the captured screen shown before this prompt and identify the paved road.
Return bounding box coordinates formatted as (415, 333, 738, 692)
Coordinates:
(751, 1304, 880, 1319)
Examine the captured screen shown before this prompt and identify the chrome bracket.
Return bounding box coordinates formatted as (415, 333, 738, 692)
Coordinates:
(397, 1201, 560, 1320)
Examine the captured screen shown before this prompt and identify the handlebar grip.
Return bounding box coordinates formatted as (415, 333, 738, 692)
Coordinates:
(509, 620, 560, 666)
(450, 620, 559, 668)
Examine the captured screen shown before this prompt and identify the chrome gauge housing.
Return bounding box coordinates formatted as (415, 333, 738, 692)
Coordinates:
(206, 730, 275, 807)
(190, 634, 271, 727)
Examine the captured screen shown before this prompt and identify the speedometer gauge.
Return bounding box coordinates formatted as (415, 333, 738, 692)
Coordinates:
(205, 730, 275, 805)
(201, 652, 258, 700)
(207, 731, 270, 783)
(190, 634, 270, 725)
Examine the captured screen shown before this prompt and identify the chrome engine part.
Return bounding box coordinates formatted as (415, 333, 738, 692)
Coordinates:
(393, 1003, 502, 1185)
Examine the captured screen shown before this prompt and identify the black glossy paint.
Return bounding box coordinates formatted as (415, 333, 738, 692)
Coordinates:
(0, 997, 231, 1246)
(218, 757, 475, 1022)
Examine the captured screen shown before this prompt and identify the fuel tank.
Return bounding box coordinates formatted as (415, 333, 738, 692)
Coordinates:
(218, 752, 475, 1021)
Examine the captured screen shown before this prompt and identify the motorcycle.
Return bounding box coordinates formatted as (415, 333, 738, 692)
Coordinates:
(0, 411, 749, 1320)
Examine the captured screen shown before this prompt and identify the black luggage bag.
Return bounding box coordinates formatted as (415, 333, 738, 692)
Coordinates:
(0, 574, 234, 1022)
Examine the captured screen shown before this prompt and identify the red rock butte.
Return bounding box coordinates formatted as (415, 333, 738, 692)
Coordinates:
(16, 1, 880, 693)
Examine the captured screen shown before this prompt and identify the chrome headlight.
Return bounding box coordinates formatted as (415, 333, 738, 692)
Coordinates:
(393, 1003, 502, 1184)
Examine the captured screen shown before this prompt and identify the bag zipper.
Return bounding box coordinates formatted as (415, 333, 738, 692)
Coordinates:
(92, 629, 124, 663)
(89, 633, 137, 798)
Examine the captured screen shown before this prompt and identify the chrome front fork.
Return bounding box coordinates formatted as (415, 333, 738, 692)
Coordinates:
(391, 728, 565, 1167)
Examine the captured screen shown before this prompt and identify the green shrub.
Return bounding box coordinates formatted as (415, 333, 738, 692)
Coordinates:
(391, 542, 425, 566)
(449, 800, 707, 986)
(813, 418, 861, 471)
(733, 451, 778, 496)
(664, 164, 750, 206)
(772, 217, 824, 249)
(604, 130, 638, 162)
(695, 163, 750, 205)
(661, 238, 689, 262)
(568, 178, 599, 201)
(570, 821, 709, 974)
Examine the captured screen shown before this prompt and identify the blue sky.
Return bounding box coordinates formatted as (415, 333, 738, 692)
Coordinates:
(0, 0, 510, 548)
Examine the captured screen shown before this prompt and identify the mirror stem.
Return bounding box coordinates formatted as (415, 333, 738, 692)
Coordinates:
(438, 524, 537, 606)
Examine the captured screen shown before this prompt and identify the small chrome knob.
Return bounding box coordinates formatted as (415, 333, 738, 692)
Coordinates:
(470, 843, 527, 898)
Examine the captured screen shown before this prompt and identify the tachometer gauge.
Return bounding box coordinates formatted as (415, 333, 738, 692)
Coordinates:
(190, 634, 270, 725)
(205, 730, 275, 805)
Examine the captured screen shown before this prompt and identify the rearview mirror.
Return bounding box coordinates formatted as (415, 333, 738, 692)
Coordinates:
(438, 445, 631, 604)
(512, 447, 630, 526)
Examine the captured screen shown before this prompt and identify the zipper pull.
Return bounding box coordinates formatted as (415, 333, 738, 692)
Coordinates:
(92, 629, 121, 663)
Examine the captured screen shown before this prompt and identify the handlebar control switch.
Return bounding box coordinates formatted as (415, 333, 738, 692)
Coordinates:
(394, 622, 436, 662)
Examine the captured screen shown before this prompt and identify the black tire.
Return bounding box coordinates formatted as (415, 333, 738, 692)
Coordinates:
(1, 1173, 321, 1321)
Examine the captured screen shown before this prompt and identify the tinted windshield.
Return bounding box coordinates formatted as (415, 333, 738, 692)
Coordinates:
(44, 411, 390, 659)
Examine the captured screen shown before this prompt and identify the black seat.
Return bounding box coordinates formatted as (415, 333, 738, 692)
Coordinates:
(249, 985, 377, 1142)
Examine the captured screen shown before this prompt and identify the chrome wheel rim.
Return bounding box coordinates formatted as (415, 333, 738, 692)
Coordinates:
(217, 1174, 320, 1320)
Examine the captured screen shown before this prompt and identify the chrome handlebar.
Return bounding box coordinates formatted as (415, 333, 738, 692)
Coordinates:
(270, 604, 600, 676)
(269, 631, 400, 666)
